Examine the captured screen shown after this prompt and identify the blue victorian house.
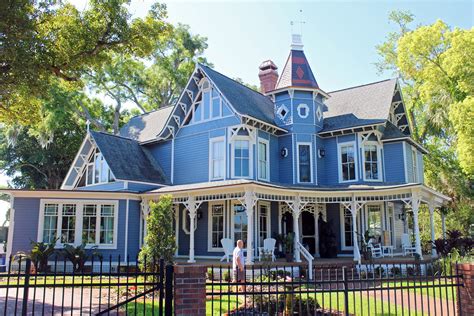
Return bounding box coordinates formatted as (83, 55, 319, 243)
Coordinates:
(4, 35, 449, 265)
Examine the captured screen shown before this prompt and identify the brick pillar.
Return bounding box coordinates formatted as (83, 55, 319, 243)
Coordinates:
(174, 265, 207, 316)
(457, 263, 474, 316)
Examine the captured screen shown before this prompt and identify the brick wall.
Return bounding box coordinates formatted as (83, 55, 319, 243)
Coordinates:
(457, 263, 474, 315)
(174, 265, 207, 316)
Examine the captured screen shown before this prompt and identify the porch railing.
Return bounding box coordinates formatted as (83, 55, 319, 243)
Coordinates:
(296, 241, 314, 280)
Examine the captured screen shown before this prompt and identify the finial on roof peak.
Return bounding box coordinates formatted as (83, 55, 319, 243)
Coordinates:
(291, 34, 304, 51)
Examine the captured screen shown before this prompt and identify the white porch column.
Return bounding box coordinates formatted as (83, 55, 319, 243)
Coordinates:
(412, 193, 423, 259)
(289, 197, 303, 263)
(243, 190, 256, 264)
(350, 199, 361, 264)
(429, 203, 437, 258)
(184, 196, 198, 263)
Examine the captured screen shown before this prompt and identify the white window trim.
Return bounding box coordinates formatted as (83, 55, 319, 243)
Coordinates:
(297, 103, 310, 119)
(277, 104, 289, 120)
(296, 142, 313, 183)
(337, 141, 359, 183)
(37, 199, 119, 249)
(231, 136, 253, 179)
(207, 201, 226, 252)
(257, 138, 270, 181)
(362, 141, 383, 182)
(209, 137, 226, 181)
(339, 206, 354, 251)
(83, 152, 115, 187)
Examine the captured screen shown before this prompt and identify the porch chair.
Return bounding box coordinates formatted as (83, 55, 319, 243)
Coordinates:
(220, 238, 234, 262)
(367, 238, 383, 258)
(401, 234, 417, 256)
(258, 238, 276, 262)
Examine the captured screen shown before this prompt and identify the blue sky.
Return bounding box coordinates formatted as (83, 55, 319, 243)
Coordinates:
(0, 1, 472, 219)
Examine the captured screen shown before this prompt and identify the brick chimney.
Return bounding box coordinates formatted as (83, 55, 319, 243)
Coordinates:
(258, 60, 278, 94)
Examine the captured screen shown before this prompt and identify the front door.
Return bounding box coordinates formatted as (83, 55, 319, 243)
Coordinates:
(301, 211, 316, 254)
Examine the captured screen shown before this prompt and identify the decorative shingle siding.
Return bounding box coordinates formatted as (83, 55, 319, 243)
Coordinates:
(383, 142, 406, 183)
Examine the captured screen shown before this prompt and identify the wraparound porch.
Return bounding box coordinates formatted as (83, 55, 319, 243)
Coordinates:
(141, 180, 450, 264)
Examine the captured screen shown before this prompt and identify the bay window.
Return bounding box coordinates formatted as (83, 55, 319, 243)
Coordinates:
(258, 139, 269, 181)
(297, 143, 312, 183)
(210, 138, 225, 180)
(363, 143, 381, 181)
(39, 200, 118, 248)
(338, 142, 357, 182)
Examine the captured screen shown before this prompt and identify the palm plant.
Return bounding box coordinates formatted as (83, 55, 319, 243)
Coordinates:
(62, 243, 99, 272)
(15, 240, 57, 272)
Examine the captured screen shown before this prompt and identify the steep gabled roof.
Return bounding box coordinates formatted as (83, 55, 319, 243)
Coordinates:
(119, 106, 174, 142)
(325, 78, 397, 120)
(199, 64, 275, 125)
(90, 131, 168, 184)
(275, 49, 319, 90)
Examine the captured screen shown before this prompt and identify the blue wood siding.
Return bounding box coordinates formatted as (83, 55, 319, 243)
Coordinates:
(11, 197, 129, 259)
(127, 200, 142, 259)
(278, 134, 293, 184)
(383, 142, 406, 183)
(147, 140, 172, 181)
(405, 142, 414, 182)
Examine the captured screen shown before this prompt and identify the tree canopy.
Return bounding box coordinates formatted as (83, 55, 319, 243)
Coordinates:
(376, 11, 473, 233)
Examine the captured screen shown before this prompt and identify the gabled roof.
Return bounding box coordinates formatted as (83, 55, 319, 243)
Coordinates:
(325, 78, 397, 120)
(199, 64, 276, 125)
(119, 106, 174, 142)
(90, 131, 168, 184)
(321, 114, 385, 133)
(275, 49, 319, 90)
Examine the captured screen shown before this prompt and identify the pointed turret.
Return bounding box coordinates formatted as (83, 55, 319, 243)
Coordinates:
(275, 34, 319, 90)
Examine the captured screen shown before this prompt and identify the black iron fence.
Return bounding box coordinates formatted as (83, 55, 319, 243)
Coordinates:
(0, 255, 173, 315)
(207, 260, 464, 315)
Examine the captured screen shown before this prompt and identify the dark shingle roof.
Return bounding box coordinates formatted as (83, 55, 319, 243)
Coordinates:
(119, 106, 174, 142)
(275, 50, 319, 90)
(322, 114, 385, 132)
(325, 78, 397, 120)
(199, 64, 276, 125)
(90, 131, 168, 184)
(381, 121, 407, 140)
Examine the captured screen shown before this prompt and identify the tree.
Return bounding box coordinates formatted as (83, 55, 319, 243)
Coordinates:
(376, 11, 474, 234)
(0, 92, 87, 189)
(0, 0, 169, 126)
(139, 195, 176, 266)
(84, 24, 209, 134)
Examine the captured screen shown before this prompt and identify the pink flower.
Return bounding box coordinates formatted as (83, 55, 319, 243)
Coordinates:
(285, 276, 292, 282)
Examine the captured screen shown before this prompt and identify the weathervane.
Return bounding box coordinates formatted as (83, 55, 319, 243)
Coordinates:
(290, 9, 305, 35)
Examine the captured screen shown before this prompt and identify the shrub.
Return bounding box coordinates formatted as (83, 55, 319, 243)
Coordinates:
(139, 195, 176, 270)
(15, 240, 57, 273)
(390, 266, 401, 276)
(62, 243, 99, 272)
(374, 266, 385, 277)
(222, 271, 231, 282)
(207, 268, 214, 280)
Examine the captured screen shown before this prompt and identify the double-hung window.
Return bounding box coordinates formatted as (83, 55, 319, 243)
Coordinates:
(43, 204, 58, 243)
(363, 143, 381, 181)
(258, 139, 269, 181)
(60, 204, 76, 244)
(339, 142, 357, 182)
(233, 139, 250, 178)
(297, 143, 312, 183)
(210, 138, 225, 180)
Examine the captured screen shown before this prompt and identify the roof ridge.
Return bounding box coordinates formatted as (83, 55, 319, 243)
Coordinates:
(127, 105, 174, 120)
(91, 130, 139, 142)
(329, 78, 397, 94)
(199, 64, 267, 99)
